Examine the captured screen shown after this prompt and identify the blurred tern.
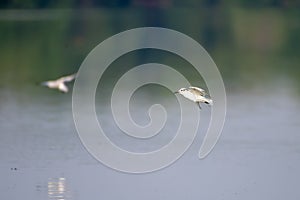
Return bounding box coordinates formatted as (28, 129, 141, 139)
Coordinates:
(41, 73, 77, 93)
(174, 86, 213, 109)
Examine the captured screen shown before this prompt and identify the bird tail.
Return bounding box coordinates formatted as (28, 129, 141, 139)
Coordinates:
(204, 98, 213, 105)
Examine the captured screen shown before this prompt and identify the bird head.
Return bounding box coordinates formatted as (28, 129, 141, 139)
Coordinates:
(174, 88, 188, 95)
(174, 88, 187, 94)
(40, 82, 48, 87)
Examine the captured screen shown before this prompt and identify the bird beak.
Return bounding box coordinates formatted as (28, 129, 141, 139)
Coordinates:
(174, 91, 179, 94)
(40, 82, 48, 86)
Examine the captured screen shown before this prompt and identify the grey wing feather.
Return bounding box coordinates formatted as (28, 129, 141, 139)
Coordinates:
(59, 73, 77, 83)
(188, 86, 206, 96)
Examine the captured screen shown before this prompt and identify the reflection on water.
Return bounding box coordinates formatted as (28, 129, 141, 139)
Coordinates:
(48, 178, 71, 200)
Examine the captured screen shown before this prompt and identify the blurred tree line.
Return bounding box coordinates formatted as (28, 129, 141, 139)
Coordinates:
(0, 0, 300, 93)
(1, 0, 299, 9)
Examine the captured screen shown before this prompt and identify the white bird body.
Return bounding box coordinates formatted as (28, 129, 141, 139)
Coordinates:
(175, 86, 213, 109)
(41, 73, 77, 93)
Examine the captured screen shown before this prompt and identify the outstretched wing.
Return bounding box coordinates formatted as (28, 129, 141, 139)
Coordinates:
(58, 83, 69, 93)
(188, 86, 206, 96)
(58, 73, 77, 83)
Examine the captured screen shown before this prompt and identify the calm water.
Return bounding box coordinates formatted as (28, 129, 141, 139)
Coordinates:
(1, 7, 300, 200)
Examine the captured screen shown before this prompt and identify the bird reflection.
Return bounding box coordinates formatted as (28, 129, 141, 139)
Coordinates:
(48, 177, 71, 200)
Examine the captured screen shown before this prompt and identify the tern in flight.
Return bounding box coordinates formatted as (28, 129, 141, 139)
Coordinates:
(41, 73, 77, 93)
(174, 86, 213, 109)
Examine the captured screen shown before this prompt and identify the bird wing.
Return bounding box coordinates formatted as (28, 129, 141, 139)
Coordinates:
(188, 86, 206, 96)
(58, 83, 69, 93)
(58, 73, 77, 83)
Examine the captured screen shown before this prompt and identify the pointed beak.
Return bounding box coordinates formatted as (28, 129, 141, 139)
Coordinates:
(40, 82, 48, 86)
(174, 91, 179, 94)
